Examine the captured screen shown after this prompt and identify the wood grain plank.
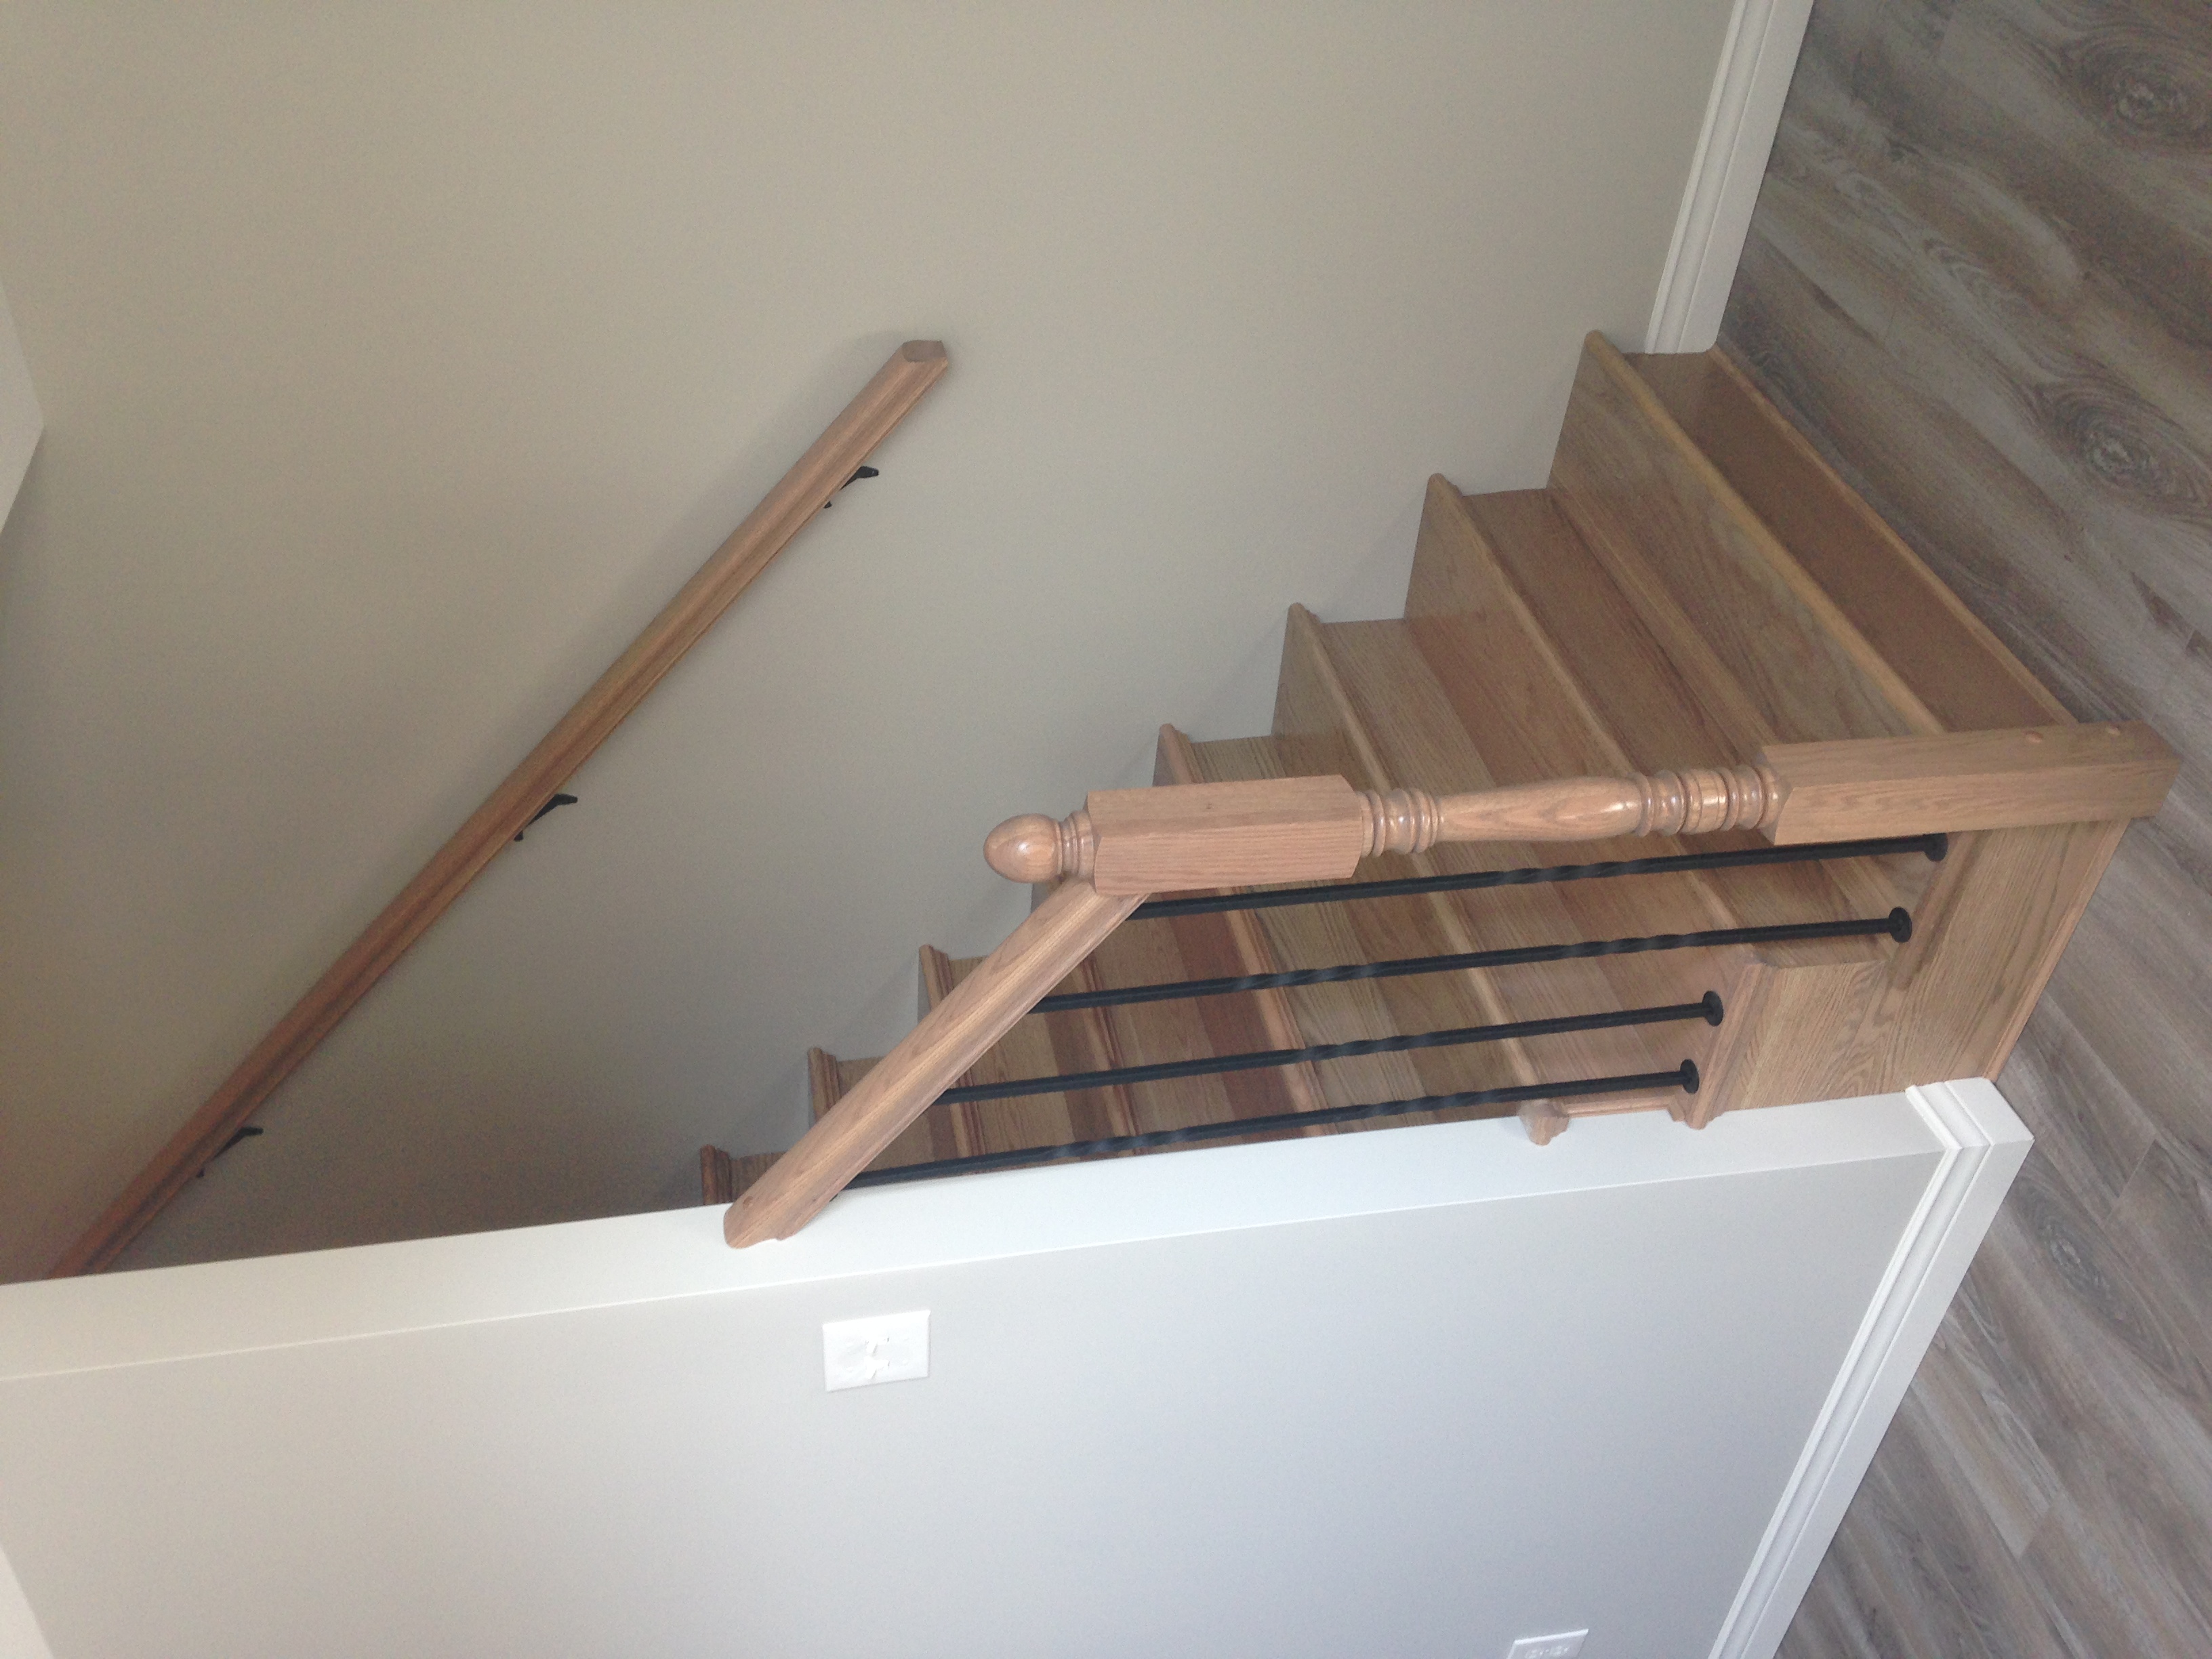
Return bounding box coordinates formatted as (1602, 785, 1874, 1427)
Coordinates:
(822, 1050, 956, 1170)
(1732, 112, 2196, 720)
(1550, 331, 1936, 743)
(1860, 820, 2125, 1086)
(1839, 1391, 2074, 1658)
(1084, 918, 1258, 1136)
(1446, 478, 1918, 928)
(1632, 345, 2072, 731)
(1695, 956, 1887, 1124)
(1907, 1273, 2065, 1559)
(1979, 1152, 2212, 1653)
(2038, 840, 2212, 1170)
(2141, 623, 2212, 909)
(1761, 721, 2176, 842)
(1202, 717, 1503, 1135)
(1394, 487, 1928, 1121)
(1729, 225, 2184, 729)
(1188, 733, 1434, 1117)
(1155, 724, 1328, 1120)
(1997, 999, 2160, 1227)
(728, 877, 1141, 1244)
(1305, 612, 1696, 1121)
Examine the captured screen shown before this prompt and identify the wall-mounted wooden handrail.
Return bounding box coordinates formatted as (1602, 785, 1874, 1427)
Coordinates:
(56, 341, 950, 1276)
(724, 878, 1143, 1246)
(985, 723, 2177, 891)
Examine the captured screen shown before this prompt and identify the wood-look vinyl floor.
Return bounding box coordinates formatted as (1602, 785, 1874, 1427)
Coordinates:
(1719, 1, 2212, 1653)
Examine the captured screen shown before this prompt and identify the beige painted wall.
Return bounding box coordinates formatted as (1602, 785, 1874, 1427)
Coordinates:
(0, 2, 1735, 1277)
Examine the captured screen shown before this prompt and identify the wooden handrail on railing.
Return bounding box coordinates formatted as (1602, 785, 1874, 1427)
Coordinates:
(58, 341, 950, 1276)
(724, 720, 2173, 1248)
(984, 723, 2179, 889)
(724, 878, 1142, 1244)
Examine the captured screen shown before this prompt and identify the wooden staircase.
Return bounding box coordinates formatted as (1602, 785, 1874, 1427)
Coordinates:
(703, 333, 2150, 1203)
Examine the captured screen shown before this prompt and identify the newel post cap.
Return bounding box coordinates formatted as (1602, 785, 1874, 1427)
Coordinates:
(985, 815, 1065, 882)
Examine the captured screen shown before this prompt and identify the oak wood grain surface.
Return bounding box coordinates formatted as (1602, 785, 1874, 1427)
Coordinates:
(1296, 611, 1685, 1117)
(726, 876, 1141, 1244)
(1452, 483, 1917, 928)
(1630, 347, 2072, 733)
(1551, 332, 1937, 743)
(1761, 720, 2177, 840)
(1719, 1, 2212, 1651)
(1153, 725, 1330, 1119)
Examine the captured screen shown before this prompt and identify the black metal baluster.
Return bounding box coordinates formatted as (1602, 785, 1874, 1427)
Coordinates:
(938, 992, 1722, 1106)
(848, 1061, 1702, 1188)
(1130, 832, 1946, 919)
(1034, 911, 1911, 1015)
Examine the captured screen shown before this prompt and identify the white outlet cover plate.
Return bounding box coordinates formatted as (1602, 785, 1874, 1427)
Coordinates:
(822, 1309, 930, 1392)
(1506, 1632, 1588, 1659)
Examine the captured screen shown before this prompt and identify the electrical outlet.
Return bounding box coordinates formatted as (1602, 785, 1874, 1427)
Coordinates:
(1505, 1631, 1587, 1659)
(822, 1310, 929, 1391)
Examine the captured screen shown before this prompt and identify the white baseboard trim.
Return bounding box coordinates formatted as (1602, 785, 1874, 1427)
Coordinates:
(1645, 0, 1815, 354)
(0, 1538, 53, 1659)
(1707, 1078, 2032, 1659)
(0, 274, 41, 535)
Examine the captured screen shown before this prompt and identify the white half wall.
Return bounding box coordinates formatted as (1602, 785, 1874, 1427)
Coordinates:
(0, 1085, 2028, 1659)
(0, 2, 1743, 1278)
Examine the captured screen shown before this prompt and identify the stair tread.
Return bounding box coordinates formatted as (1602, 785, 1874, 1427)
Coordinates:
(1189, 732, 1492, 1124)
(843, 904, 1326, 1174)
(1549, 332, 1935, 745)
(1151, 723, 1328, 1119)
(1629, 347, 2068, 733)
(1289, 609, 1692, 1097)
(1073, 922, 1273, 1133)
(912, 947, 1124, 1152)
(1450, 483, 1929, 928)
(1457, 487, 1748, 776)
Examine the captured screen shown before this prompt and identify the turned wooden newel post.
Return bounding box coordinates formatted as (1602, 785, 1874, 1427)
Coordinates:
(985, 766, 1787, 889)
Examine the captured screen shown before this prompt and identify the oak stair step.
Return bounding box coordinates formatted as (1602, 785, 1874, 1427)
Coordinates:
(1440, 479, 1927, 928)
(1624, 347, 2067, 734)
(1551, 332, 1933, 744)
(1273, 600, 1707, 1130)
